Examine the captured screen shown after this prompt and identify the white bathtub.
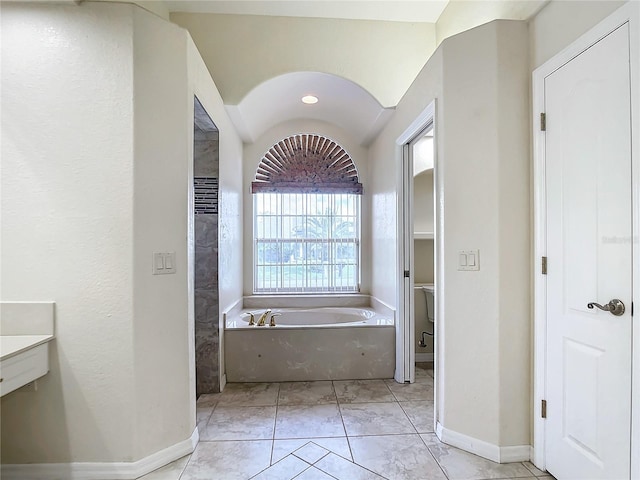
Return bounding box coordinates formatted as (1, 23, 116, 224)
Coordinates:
(226, 307, 393, 328)
(224, 304, 395, 382)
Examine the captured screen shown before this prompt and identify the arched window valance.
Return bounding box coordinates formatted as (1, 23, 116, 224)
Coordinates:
(251, 134, 363, 194)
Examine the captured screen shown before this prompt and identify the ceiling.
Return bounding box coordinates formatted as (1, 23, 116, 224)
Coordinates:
(163, 0, 450, 23)
(162, 0, 546, 146)
(225, 72, 394, 145)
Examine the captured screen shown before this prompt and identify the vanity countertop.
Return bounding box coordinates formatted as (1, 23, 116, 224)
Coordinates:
(0, 335, 54, 361)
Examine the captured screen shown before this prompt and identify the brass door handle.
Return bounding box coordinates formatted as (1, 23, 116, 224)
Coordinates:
(587, 299, 625, 316)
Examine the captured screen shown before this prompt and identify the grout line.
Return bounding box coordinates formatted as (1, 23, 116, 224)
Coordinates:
(418, 433, 451, 480)
(270, 382, 281, 465)
(396, 399, 421, 435)
(335, 386, 354, 462)
(176, 454, 191, 480)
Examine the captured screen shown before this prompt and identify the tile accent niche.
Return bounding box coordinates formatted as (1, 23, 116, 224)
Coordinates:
(194, 97, 220, 394)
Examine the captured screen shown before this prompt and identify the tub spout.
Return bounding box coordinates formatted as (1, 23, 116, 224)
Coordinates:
(257, 309, 271, 326)
(269, 313, 281, 327)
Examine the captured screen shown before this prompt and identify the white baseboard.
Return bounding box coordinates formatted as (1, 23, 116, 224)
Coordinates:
(415, 353, 434, 362)
(436, 422, 530, 463)
(1, 427, 199, 480)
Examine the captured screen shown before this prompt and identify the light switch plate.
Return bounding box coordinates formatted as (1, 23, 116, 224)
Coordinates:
(458, 250, 480, 271)
(153, 252, 176, 275)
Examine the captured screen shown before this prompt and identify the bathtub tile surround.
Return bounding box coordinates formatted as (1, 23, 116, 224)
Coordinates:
(140, 371, 554, 480)
(225, 295, 395, 383)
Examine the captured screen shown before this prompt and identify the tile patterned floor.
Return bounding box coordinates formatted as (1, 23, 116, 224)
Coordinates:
(139, 364, 555, 480)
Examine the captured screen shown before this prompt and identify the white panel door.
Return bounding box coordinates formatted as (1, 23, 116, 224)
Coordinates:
(545, 24, 632, 480)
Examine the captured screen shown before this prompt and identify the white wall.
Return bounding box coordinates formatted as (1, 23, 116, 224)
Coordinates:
(170, 13, 437, 108)
(369, 19, 530, 449)
(131, 8, 193, 459)
(0, 1, 243, 466)
(437, 20, 530, 447)
(188, 32, 244, 386)
(242, 120, 369, 295)
(414, 170, 434, 234)
(529, 0, 626, 69)
(436, 0, 547, 45)
(1, 3, 137, 463)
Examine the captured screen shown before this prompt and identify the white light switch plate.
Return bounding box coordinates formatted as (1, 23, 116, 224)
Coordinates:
(458, 250, 480, 271)
(152, 252, 176, 275)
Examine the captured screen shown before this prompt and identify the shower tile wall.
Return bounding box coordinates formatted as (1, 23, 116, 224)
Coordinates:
(195, 127, 219, 394)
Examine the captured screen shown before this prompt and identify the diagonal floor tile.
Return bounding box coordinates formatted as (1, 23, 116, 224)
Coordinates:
(293, 442, 330, 464)
(349, 434, 447, 480)
(272, 437, 352, 464)
(294, 466, 338, 480)
(200, 405, 276, 441)
(137, 454, 190, 480)
(340, 402, 415, 436)
(196, 393, 222, 408)
(415, 362, 433, 378)
(180, 440, 271, 480)
(315, 453, 385, 480)
(385, 377, 434, 402)
(422, 434, 533, 480)
(196, 393, 222, 432)
(278, 381, 337, 405)
(276, 404, 345, 439)
(217, 383, 280, 407)
(400, 400, 434, 433)
(333, 380, 395, 404)
(251, 455, 309, 480)
(523, 461, 548, 477)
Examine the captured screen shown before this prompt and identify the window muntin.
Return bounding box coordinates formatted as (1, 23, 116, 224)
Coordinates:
(254, 192, 360, 293)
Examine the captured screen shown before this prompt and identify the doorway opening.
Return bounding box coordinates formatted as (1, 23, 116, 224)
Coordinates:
(396, 100, 439, 433)
(412, 129, 435, 373)
(193, 96, 221, 395)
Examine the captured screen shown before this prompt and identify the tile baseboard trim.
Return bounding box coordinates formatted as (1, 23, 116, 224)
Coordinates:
(415, 353, 434, 362)
(435, 422, 530, 463)
(1, 427, 199, 480)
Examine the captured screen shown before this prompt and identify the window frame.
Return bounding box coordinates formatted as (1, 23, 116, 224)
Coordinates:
(253, 192, 361, 294)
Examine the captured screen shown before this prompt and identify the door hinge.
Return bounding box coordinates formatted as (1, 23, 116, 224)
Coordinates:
(541, 256, 547, 275)
(541, 399, 547, 418)
(404, 270, 410, 278)
(632, 302, 634, 316)
(540, 112, 546, 131)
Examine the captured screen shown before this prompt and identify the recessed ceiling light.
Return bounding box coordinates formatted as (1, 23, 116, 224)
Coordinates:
(301, 95, 318, 105)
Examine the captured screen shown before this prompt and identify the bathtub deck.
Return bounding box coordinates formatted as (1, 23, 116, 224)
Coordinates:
(225, 325, 394, 382)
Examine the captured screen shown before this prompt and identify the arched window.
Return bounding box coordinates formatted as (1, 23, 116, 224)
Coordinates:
(252, 134, 362, 293)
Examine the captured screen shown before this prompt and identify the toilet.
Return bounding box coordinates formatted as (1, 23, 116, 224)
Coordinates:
(414, 283, 435, 363)
(415, 283, 435, 323)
